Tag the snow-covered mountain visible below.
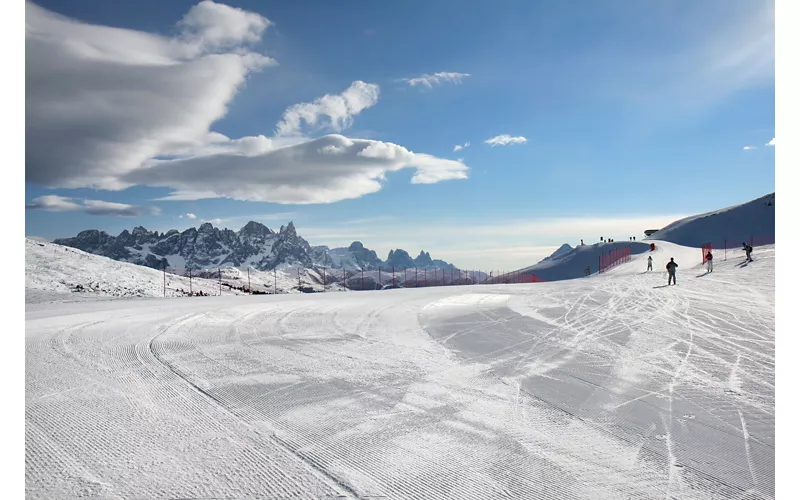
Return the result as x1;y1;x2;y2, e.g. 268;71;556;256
512;192;775;282
536;243;573;265
53;221;458;272
644;192;775;247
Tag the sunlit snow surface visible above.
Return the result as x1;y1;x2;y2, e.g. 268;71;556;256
26;241;774;499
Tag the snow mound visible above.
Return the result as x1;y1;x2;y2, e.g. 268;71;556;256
645;192;774;247
25;238;244;303
519;241;652;281
514;192;775;283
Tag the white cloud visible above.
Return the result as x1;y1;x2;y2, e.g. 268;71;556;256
453;141;470;152
178;0;272;52
179;213;198;219
485;135;528;147
26;195;160;216
129;134;469;203
25;1;275;190
402;72;470;89
743;145;758;150
275;81;380;137
25;3;469;205
766;138;775;147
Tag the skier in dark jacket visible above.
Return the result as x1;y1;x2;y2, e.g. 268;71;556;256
647;256;653;271
742;242;754;262
705;250;713;272
666;258;678;285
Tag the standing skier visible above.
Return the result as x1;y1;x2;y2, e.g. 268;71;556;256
647;256;653;271
742;242;754;262
705;250;713;273
666;258;678;285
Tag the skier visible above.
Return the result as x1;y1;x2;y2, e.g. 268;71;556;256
647;256;653;271
705;250;713;273
742;242;754;262
585;265;591;276
666;258;678;285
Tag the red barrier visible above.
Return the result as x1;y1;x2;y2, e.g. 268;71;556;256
599;246;632;273
698;234;773;263
702;243;712;264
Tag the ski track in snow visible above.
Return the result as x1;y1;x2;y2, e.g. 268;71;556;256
26;242;775;499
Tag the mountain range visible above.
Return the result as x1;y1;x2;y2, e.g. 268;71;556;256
53;221;458;272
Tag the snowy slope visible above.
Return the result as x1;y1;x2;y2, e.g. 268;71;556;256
508;193;775;283
26;240;775;499
25;238;348;303
645;192;775;247
516;240;652;281
25;238;243;303
537;242;573;264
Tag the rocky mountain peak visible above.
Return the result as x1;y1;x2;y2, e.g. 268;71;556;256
240;221;273;236
53;221;460;274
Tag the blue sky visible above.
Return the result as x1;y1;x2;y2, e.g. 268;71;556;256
24;0;775;269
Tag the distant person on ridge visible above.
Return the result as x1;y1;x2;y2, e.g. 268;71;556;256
647;256;653;271
666;258;678;285
585;265;591;276
705;250;713;273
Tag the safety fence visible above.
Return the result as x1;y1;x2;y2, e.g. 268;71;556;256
698;234;774;264
158;264;546;296
599;246;632;273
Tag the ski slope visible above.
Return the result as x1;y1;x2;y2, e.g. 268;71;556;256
26;240;774;499
645;193;775;247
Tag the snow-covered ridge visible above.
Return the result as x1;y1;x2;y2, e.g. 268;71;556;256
25;238;476;303
644;192;774;247
513;192;775;282
53;220;458;272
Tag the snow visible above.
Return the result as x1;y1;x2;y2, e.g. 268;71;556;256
516;240;652;281
25;238;242;302
645;192;775;247
509;192;774;283
26;235;774;498
25;238;357;301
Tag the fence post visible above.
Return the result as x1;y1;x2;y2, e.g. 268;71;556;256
274;268;277;294
163;263;166;297
247;267;251;294
392;265;395;287
424;269;427;287
415;268;418;287
724;239;727;261
378;268;382;288
218;267;221;296
323;267;326;292
189;268;193;295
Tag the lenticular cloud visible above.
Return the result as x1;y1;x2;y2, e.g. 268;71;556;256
25;1;275;190
25;1;469;204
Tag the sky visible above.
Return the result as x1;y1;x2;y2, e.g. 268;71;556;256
24;0;775;270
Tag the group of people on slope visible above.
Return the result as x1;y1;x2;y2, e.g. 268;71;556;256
643;243;755;286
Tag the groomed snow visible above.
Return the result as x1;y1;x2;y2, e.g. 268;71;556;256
26;239;774;499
